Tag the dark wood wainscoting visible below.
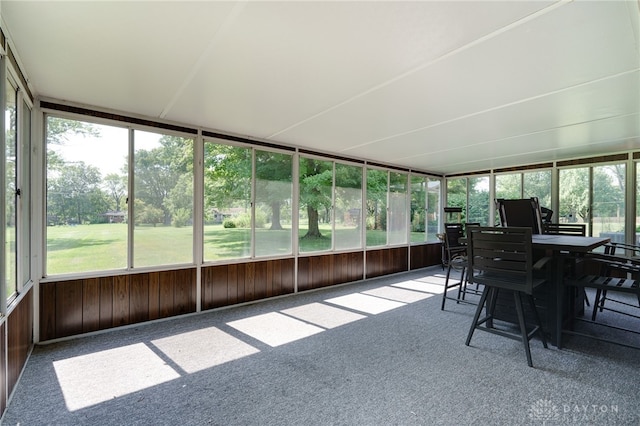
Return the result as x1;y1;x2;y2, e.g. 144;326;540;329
40;268;197;341
202;258;295;310
410;243;443;270
0;322;5;415
298;252;364;292
366;247;409;278
7;289;33;399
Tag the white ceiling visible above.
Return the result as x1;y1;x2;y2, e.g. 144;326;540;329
1;0;639;175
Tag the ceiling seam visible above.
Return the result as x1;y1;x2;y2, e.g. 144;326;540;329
159;1;247;119
266;0;571;140
389;111;640;164
342;68;640;154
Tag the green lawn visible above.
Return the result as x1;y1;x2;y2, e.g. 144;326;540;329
46;223;411;275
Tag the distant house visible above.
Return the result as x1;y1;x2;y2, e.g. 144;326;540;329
104;211;126;223
210;208;247;224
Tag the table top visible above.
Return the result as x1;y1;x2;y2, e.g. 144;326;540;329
531;234;610;252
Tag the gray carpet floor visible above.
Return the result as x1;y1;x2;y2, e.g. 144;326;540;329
2;266;639;425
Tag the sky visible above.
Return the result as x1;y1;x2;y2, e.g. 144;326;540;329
52;123;162;176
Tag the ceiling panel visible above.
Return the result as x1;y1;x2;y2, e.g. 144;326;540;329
345;70;640;164
274;1;639;153
1;0;638;175
165;1;553;136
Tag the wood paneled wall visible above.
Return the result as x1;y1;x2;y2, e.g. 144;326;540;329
40;268;197;341
366;247;409;278
0;321;5;416
298;252;364;292
410;243;443;270
202;258;295;310
38;245;442;341
7;289;33;399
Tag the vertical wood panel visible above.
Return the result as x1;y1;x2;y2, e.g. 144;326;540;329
265;261;274;297
158;271;174;318
7;290;32;400
282;259;294;293
244;263;255;301
39;283;56;342
56;280;83;338
174;270;191;315
82;278;100;333
130;274;149;324
0;323;5;415
254;262;267;299
112;275;130;327
212;265;228;308
272;260;281;295
148;272;160;320
201;266;214;310
298;257;310;291
99;277;114;329
228;264;238;304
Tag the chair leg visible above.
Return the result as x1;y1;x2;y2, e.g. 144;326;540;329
526;295;548;348
441;263;454;310
583;289;590;307
465;286;490;346
591;289;603;321
513;291;534;367
456;266;467;302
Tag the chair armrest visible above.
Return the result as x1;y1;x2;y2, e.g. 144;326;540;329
533;256;552;271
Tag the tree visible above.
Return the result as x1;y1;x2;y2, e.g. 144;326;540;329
134;135;193;225
104;173;127;212
48;162;103;224
366;169;388;231
203;143;251;222
299;157;332;238
46;117;100;145
255;150;292;230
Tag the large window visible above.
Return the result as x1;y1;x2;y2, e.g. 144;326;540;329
46;117;195;275
446;176;490;225
388;172;408;245
298;156;333;253
446;177;466;223
523;170;551;208
334;163;362;251
19;99;31;289
203;142;252;260
46;117;129;274
5;79;17;298
365;168;408;247
559;163;625;239
298;157;362;253
133;130;194;267
366;168;388;247
468;176;489;225
203;140;293;260
255;150;293;256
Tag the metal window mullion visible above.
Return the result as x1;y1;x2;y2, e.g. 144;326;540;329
0;55;7;315
331;162;336;251
194;131;204;312
127;128;134;269
251;148;256;258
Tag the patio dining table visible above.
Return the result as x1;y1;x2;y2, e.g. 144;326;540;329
530;234;610;346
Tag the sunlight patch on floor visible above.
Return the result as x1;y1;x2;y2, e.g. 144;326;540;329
392;280;445;294
151;326;260;374
282;302;367;329
53;343;180;411
363;285;433;303
228;312;325;347
325;293;406;314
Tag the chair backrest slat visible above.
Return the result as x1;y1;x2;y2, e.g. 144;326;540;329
468;226;534;294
